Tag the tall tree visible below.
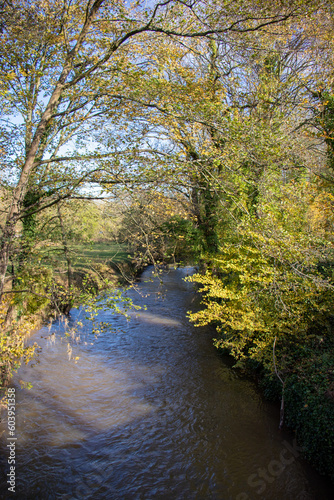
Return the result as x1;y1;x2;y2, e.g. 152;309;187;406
0;0;309;300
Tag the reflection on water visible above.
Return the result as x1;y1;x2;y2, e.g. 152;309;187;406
127;310;182;326
0;266;332;499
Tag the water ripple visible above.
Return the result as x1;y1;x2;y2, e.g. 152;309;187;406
0;267;332;499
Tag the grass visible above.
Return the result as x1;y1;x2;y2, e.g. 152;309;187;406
37;241;131;272
71;242;130;268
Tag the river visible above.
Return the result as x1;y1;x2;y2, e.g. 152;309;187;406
0;266;332;499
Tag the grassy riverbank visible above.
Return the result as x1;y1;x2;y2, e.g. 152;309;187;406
57;242;130;268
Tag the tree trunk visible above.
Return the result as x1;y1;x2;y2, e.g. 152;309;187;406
0;1;103;301
0;222;16;300
57;205;73;289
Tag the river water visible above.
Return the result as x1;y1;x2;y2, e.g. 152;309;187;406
0;266;332;499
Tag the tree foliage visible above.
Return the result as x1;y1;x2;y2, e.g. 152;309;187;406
1;0;334;479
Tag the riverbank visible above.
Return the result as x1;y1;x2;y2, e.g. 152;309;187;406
213;346;334;484
187;257;334;486
207;332;334;485
194;298;334;484
256;348;334;483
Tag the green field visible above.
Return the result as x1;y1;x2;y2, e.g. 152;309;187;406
71;242;130;268
39;242;131;272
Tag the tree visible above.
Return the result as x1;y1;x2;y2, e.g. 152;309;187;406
0;0;306;300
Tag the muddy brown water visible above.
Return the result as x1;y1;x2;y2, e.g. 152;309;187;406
0;266;333;499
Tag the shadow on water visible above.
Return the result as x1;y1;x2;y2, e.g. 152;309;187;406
0;267;333;499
